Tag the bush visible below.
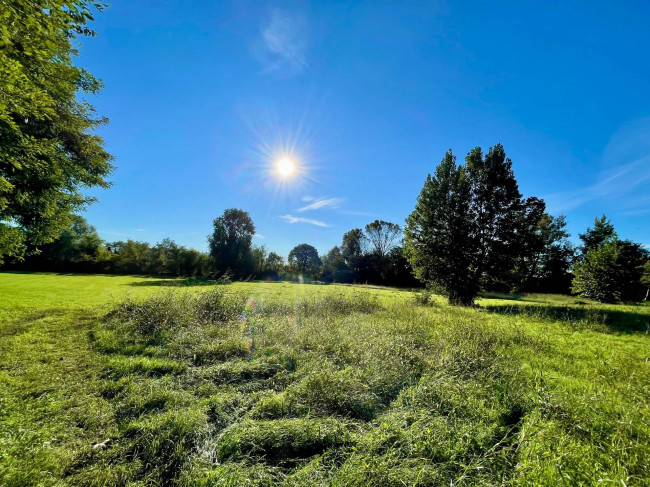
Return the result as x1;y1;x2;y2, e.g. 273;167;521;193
572;240;648;302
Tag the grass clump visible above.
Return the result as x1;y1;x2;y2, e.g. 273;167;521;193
217;417;357;463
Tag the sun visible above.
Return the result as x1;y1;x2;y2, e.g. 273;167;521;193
276;157;296;178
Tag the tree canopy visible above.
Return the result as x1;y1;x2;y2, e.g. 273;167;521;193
208;208;255;276
0;0;114;263
405;144;550;305
288;243;321;276
572;218;648;303
364;220;401;259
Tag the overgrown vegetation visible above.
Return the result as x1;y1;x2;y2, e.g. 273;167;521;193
1;273;648;485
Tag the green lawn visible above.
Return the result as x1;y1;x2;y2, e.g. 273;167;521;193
0;272;648;486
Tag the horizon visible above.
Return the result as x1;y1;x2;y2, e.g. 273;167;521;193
79;1;650;257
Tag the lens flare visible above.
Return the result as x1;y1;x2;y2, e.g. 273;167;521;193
276;157;296;177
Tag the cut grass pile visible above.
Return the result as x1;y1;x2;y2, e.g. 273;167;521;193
0;272;649;486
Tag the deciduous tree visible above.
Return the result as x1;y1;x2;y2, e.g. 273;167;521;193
208;209;255;276
364;220;401;259
288;243;321;276
0;0;113;263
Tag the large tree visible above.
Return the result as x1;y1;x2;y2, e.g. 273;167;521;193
364;220;401;259
208;209;255;276
405;145;535;305
464;144;527;290
404;150;474;304
0;1;114;263
288;243;322;276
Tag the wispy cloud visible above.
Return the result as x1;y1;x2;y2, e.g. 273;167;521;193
301;195;315;202
254;233;266;239
298;197;344;212
545;118;650;214
258;9;308;75
280;214;329;227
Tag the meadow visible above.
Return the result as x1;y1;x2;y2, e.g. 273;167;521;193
0;272;648;486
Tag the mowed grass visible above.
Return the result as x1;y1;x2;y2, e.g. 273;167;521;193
0;272;649;486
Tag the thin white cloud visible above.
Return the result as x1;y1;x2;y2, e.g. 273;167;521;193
254;233;266;239
545;118;650;214
258;9;308;75
280;214;329;227
298;197;344;212
301;195;315;202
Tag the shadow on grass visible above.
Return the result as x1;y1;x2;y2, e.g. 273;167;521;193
127;278;225;287
484;304;650;334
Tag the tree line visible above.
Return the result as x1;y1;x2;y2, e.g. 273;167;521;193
3;211;418;286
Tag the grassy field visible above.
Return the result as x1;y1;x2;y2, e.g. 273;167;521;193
0;272;649;486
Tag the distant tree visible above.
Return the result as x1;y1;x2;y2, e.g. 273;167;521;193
572;238;648;302
321;246;346;274
0;1;114;263
208;209;255;276
31;215;108;271
513;212;575;292
251;245;268;275
175;248;211;277
265;252;285;273
405;145;533;305
384;246;420;287
288;243;322;277
110;240;153;275
151;238;181;275
579;215;616;254
364;220;401;259
341;229;365;272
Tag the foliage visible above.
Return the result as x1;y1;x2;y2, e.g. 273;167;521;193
288;243;321;276
405;145;559;305
341;228;365;270
265;251;285;273
642;261;650;301
572;238;649;303
572;217;648;303
0;0;113;263
513;213;575;293
208;208;255;276
364;220;401;259
404;149;475;305
320;245;345;278
579;215;616;254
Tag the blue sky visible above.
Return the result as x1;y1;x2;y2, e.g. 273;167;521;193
80;1;650;257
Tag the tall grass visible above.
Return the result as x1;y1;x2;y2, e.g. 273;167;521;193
1;278;648;486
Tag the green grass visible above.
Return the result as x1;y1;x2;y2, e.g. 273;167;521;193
1;272;649;486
